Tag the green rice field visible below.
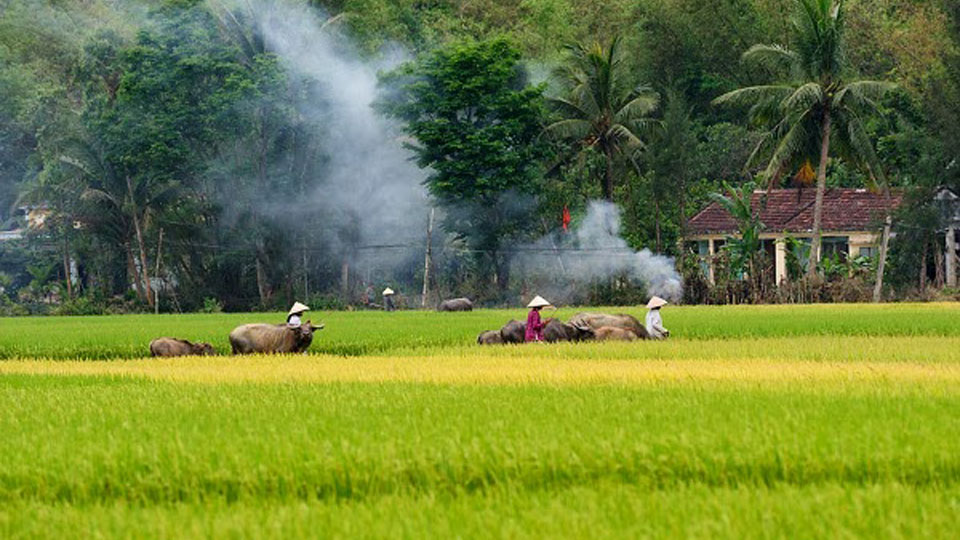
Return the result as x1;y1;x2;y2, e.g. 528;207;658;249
1;304;958;538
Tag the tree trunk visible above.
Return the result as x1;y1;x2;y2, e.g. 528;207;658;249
126;240;144;301
127;176;153;308
872;212;892;303
603;146;615;201
808;107;832;278
421;208;434;308
341;260;350;301
255;254;271;307
919;240;928;293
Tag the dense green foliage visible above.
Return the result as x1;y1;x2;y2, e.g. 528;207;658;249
380;39;547;291
2;0;960;310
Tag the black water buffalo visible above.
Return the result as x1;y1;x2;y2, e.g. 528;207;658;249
438;297;473;312
149;337;216;357
543;319;595;342
500;319;527;344
229;321;323;354
477;330;504;345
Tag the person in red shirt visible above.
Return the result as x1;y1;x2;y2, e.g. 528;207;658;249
525;295;551;342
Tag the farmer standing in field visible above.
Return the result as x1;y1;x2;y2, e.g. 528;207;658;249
287;302;309;327
645;296;669;339
525;296;551;342
382;288;396;311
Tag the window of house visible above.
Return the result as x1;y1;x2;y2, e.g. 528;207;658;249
858;246;877;258
821;237;849;261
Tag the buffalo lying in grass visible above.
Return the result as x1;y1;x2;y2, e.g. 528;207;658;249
149;338;216;357
229;322;323;354
594;327;638;341
568;312;648;339
478;318;594;344
476;330;504;345
544;319;595;343
438;298;473;312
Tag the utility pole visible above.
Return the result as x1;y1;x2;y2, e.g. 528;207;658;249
421;208;434;308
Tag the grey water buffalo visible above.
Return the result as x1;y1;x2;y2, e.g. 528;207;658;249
543;319;595;343
500;319;527;344
594;326;638;341
568;312;648;339
477;330;504;345
438;297;474;312
229;321;323;354
149;337;216;357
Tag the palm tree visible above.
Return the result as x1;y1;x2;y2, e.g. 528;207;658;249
713;0;895;278
546;37;659;201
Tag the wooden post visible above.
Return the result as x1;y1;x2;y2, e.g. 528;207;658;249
947;226;956;288
421;208;434;308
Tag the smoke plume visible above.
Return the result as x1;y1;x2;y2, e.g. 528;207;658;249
515;201;683;303
252;0;430;271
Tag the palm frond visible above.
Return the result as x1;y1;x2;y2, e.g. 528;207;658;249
712;85;795;108
606;123;645;151
742;44;799;72
544;119;593;143
762;111;813;181
782;82;824;111
614;92;659;123
833;80;897;111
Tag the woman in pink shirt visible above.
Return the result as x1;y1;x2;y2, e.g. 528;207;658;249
524;296;551;342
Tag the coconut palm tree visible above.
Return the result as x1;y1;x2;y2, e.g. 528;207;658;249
546;36;659;201
712;0;895;278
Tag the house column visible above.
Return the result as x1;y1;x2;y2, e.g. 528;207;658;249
708;239;716;284
947;226;957;288
775;238;787;285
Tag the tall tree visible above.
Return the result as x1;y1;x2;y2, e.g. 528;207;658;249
546;37;659;201
712;0;895;278
380;38;548;294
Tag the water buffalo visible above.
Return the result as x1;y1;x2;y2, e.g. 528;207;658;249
438;297;473;312
500;319;527;344
543;319;595;343
568;312;648;339
594;326;638;341
149;337;216;357
229;321;323;354
477;329;504;345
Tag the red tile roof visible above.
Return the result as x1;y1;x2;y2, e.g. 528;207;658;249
687;188;901;236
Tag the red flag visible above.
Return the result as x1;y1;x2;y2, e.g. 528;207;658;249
562;205;571;232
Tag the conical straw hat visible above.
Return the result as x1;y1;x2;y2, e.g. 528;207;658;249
382;288;395;296
527;295;551;308
288;302;310;316
646;296;668;309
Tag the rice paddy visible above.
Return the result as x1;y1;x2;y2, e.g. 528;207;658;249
1;304;958;538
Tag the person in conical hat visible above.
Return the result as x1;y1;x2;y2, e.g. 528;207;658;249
524;295;551;342
644;296;669;339
382;287;396;312
287;302;310;327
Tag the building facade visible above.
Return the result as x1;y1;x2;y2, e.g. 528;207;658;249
687;188;901;284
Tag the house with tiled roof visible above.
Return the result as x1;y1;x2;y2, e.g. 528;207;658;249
687;188;901;284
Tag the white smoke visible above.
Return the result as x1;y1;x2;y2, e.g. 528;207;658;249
252;0;430;268
516;201;683;303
